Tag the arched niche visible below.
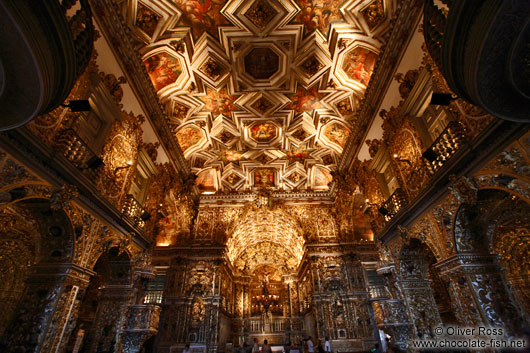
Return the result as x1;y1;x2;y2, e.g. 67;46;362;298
0;198;77;352
408;239;457;325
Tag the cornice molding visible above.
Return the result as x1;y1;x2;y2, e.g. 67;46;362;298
338;0;423;173
198;189;335;205
89;0;191;178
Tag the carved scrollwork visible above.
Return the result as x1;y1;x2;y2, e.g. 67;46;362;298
50;185;79;210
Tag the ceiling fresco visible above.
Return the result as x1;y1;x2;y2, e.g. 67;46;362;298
126;0;396;193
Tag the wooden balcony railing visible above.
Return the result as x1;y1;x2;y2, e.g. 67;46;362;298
143;290;163;304
122;194;148;228
368;285;389;300
54;129;102;178
422;121;467;174
380;188;408;222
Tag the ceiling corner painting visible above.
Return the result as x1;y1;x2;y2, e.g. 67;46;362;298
144;52;182;92
196;168;218;193
128;0;396;192
176;125;205;157
342;47;378;86
313;165;333;190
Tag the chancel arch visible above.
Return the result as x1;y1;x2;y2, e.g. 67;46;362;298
226;206;304;275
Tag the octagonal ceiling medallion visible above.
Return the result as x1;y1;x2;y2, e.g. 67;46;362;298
250;122;278;142
244;47;280;80
237;43;287;89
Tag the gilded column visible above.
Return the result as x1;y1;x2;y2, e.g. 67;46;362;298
395;246;442;340
436;254;527;337
2;263;94;353
375;263;412;350
87;285;134;352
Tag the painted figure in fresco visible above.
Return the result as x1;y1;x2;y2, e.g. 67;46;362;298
286;148;311;163
144;53;181;91
201;88;237;116
289;86;323;113
255;169;274;187
325;123;349;147
175;0;227;37
342;48;377;86
297;0;341;35
251;123;276;142
221;149;243;163
176;126;202;152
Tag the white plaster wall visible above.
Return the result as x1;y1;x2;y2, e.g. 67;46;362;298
93;22;169;164
357;22;425;161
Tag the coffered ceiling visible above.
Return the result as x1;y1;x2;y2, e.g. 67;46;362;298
122;0;396;193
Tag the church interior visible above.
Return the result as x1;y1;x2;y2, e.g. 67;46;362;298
0;0;529;352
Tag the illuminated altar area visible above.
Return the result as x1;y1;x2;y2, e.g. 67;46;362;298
152;195;379;352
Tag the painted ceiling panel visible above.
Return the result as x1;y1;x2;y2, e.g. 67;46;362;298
126;0;396;193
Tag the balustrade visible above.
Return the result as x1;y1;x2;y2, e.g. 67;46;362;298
144;290;163;304
380;188;408;222
54;129;101;177
368;285;389;300
247;317;287;333
122;194;149;228
422;121;467;174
